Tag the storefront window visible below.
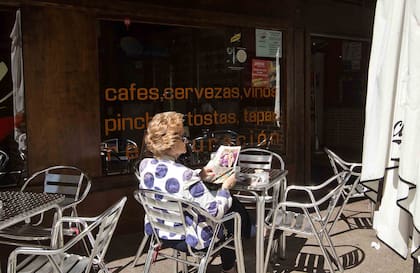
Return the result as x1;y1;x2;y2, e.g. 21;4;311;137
98;20;286;175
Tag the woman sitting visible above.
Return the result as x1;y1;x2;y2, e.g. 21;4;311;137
138;111;249;273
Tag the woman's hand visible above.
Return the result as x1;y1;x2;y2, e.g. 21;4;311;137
200;166;215;182
222;174;236;190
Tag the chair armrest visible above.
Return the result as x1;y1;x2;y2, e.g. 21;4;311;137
20;169;44;191
59;178;92;211
53;216;92;229
7;246;63;273
350;164;362;174
282;171;349;208
214;211;238;224
283;185;318;206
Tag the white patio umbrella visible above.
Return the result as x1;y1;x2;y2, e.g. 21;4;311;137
10;9;26;152
361;0;419;260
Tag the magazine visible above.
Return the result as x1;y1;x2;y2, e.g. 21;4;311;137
206;145;241;184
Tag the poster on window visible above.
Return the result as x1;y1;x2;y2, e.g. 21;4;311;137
251;59;276;88
255;29;282;58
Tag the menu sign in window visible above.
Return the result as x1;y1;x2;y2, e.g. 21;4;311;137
255;29;282;58
251;59;275;88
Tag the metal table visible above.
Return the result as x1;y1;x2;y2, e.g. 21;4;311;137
234;169;288;273
0;191;64;231
0;191;65;273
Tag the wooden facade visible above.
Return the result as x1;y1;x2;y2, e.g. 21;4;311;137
0;0;375;186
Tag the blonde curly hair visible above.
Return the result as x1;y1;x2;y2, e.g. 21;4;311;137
144;111;184;157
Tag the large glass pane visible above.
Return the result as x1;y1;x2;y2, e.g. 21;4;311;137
98;20;286;175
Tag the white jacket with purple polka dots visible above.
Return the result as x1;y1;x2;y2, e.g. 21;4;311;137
139;157;233;250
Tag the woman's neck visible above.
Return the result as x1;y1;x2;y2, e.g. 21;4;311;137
156;154;177;161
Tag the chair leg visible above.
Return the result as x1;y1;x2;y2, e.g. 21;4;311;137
235;237;246;273
97;261;110;273
143;243;154;273
174;250;179;273
369;201;375;222
180;252;188;273
313;232;336;273
232;213;245;273
197;257;209;273
263;226;278;273
132;234;150;267
322;230;344;272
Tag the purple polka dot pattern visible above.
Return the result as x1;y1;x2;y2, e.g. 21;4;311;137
143;173;154;188
145;223;153;235
185;215;193;226
219;189;230;198
165;178;180;193
208;201;218;215
186;235;198;247
201;226;213;242
197;215;206;223
138;157;232;250
140;160;148;172
155;164;168;178
203;240;210;248
183;169;193;181
189;183;204;197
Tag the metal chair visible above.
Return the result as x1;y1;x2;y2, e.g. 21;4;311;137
324;147;373;231
134;189;245;273
0;149;8;171
263;171;350;273
235;147;285;209
0;149;24;187
234;147;286;258
131;163;150;268
7;197;127;273
211;129;238;149
101;138;139;174
0;165;91;245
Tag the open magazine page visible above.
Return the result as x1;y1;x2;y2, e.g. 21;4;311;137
206;145;241;184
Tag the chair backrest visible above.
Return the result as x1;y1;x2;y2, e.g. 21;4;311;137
282;171;349;226
51;197;127;273
87;197;127;267
0;149;9;172
211;130;238;149
324;147;361;198
101;138;119;153
135;189;223;255
21;165;92;210
238;147;285;171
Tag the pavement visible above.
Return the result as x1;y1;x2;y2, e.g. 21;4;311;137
104;198;415;273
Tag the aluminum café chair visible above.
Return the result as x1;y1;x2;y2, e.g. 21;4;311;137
132;163;151;267
324;147;373;232
235;147;285;208
7;197;127;273
135;189;245;273
234;147;286;256
0;165;91;246
264;171;350;273
0;149;24;186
